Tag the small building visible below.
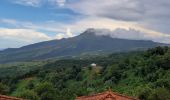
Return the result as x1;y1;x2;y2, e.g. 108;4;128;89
76;90;139;100
91;63;97;67
0;95;23;100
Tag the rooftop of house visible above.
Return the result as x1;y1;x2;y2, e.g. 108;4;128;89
0;95;23;100
76;90;139;100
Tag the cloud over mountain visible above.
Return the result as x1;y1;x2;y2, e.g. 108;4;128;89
1;0;170;48
93;28;170;43
68;0;170;34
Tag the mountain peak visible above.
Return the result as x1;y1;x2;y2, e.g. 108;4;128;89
84;28;96;33
79;28;111;38
0;28;167;63
78;28;97;37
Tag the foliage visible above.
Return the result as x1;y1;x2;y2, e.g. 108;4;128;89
148;88;170;100
16;90;40;100
0;46;170;100
0;83;9;95
35;82;56;100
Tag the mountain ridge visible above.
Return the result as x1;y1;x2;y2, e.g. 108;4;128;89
0;29;169;63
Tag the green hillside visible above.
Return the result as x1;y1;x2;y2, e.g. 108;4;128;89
0;46;170;100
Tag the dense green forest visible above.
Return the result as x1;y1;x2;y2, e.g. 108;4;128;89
0;46;170;100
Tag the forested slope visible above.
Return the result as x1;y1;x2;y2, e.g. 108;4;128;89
0;46;170;100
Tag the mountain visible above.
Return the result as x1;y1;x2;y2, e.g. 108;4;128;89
0;49;5;51
0;28;168;63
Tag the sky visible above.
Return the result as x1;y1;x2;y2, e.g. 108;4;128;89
0;0;170;48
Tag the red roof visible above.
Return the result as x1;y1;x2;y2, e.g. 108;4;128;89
76;90;139;100
0;95;23;100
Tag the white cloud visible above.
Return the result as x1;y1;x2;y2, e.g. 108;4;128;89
13;0;67;7
55;33;65;39
13;0;42;7
67;0;144;20
67;0;170;34
0;28;50;43
66;28;74;37
2;0;170;48
87;28;170;43
0;24;78;48
108;28;170;43
49;0;66;6
55;28;74;39
11;0;170;34
0;19;17;25
1;17;170;44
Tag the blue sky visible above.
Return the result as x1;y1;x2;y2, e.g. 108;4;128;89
0;0;80;25
1;0;170;48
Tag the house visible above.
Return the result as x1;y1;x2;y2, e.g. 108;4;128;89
91;63;97;67
76;90;139;100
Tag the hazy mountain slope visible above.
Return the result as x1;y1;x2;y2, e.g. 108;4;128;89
0;29;167;63
0;48;5;51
